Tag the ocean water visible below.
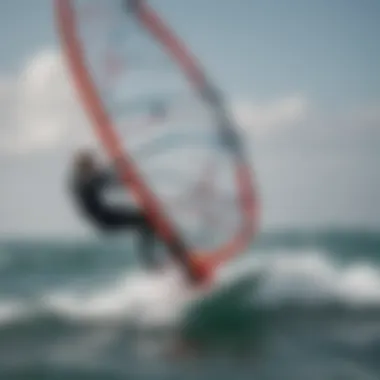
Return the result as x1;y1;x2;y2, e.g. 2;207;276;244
0;230;380;380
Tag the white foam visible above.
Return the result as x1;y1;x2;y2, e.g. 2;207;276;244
42;265;197;327
1;248;380;328
253;249;380;307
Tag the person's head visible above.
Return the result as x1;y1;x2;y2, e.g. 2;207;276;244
73;149;98;176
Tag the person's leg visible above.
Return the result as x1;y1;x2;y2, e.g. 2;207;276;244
103;208;159;268
136;220;159;269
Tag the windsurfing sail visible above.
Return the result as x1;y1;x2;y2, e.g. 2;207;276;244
55;0;259;282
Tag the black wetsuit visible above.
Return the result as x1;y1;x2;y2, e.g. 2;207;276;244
70;169;157;268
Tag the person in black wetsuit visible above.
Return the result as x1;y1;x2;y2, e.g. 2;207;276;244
69;150;158;269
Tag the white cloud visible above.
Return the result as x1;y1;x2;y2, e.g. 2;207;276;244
0;50;95;156
231;95;309;136
0;48;312;157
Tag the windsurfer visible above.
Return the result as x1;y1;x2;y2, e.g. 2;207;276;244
69;149;159;269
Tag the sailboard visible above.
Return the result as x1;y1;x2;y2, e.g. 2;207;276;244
55;0;259;285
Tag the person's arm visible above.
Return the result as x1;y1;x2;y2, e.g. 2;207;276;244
97;165;132;188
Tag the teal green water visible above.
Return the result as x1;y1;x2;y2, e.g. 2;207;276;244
0;229;380;379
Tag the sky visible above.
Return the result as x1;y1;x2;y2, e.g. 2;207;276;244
0;0;379;237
